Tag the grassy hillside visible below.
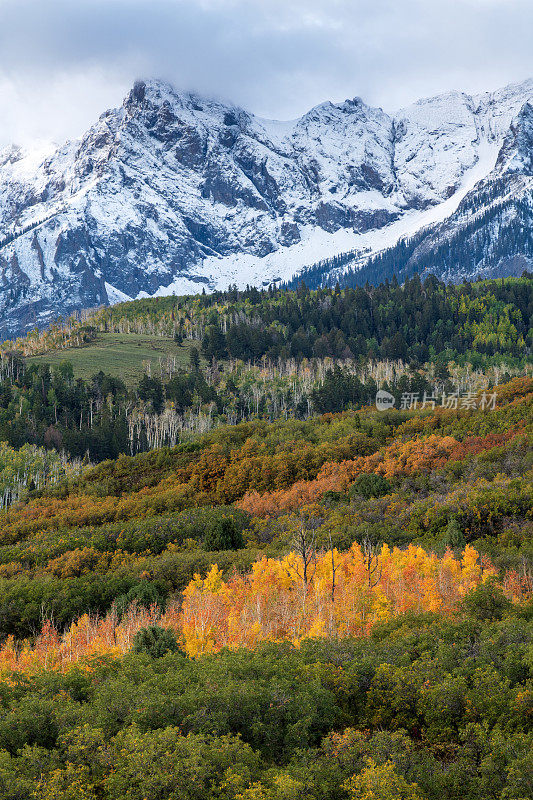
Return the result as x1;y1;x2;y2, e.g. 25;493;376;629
27;332;197;386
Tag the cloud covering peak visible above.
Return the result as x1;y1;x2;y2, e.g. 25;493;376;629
0;0;531;146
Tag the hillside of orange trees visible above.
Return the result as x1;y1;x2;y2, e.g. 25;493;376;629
0;374;529;645
0;356;531;797
0;542;517;673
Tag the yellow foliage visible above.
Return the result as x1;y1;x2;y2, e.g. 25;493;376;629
0;543;504;673
180;545;497;655
343;758;426;800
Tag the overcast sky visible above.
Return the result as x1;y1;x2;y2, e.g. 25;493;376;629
0;0;531;147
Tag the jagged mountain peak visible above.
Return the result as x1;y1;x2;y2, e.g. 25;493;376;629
124;78;245;122
476;77;533;105
0;76;532;338
496;100;533;176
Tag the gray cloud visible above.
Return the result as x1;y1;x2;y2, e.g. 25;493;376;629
0;0;531;146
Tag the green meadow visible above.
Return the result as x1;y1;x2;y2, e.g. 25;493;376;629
27;332;197;386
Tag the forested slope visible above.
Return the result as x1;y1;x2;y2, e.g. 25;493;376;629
0;378;530;799
0;279;531;800
0;276;529;464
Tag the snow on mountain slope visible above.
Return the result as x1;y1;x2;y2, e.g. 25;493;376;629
392;80;533;208
320;95;533;289
0;77;532;338
495;100;533;176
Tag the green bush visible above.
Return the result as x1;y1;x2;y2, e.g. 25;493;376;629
115;581;167;616
349;473;391;499
132;625;184;658
461;579;513;621
203;516;244;551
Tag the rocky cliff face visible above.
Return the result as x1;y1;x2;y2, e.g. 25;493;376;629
347;97;533;287
0;78;532;337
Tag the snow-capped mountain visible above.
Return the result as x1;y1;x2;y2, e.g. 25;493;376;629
0;77;532;338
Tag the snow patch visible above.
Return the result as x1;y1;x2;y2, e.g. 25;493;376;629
105;282;132;304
